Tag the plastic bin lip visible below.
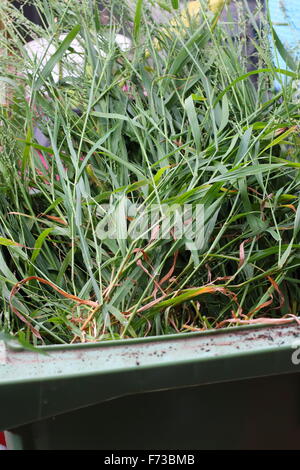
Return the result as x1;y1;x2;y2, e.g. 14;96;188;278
1;321;300;384
1;321;300;432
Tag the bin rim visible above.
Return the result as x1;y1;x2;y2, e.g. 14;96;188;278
1;321;300;431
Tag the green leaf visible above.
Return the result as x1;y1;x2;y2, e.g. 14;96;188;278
235;127;252;165
42;198;64;216
154;166;170;184
0;237;21;247
214;68;299;106
31;228;54;264
168;25;208;77
271;157;300;168
0;332;46;353
261;127;297;154
34;25;81;90
134;0;143;41
22;126;33;174
191;94;206;101
294;201;300;238
218;95;229;132
271;25;297;72
211;164;283;183
56;248;75;285
91;112;145;129
184;95;201;154
156;1;172;13
279;239;294;268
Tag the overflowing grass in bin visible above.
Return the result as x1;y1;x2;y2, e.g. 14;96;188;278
0;0;300;345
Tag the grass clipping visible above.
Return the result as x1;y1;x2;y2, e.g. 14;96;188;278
0;0;300;345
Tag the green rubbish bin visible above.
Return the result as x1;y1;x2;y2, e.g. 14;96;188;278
1;322;300;450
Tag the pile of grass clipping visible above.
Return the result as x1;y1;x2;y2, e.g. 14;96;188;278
0;0;300;346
